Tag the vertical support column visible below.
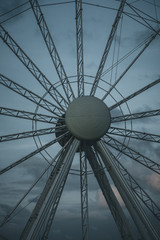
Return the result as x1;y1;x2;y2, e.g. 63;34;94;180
75;0;84;96
86;147;135;240
80;145;89;240
96;140;159;240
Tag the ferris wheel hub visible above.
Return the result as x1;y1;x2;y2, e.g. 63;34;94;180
65;96;111;141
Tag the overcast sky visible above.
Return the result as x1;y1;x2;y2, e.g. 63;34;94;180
0;0;160;239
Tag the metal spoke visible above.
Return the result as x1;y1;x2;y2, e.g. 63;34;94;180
86;147;135;240
111;108;160;123
104;135;160;174
0;126;65;142
102;29;160;101
100;145;160;222
110;77;160;110
90;0;126;96
0;131;69;175
0;137;73;228
75;0;84;96
20;138;80;240
108;126;160;143
0;24;68;110
0;106;59;123
29;0;75;103
0;74;62;116
80;145;89;240
96;140;160;240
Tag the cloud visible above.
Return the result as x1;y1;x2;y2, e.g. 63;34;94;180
96;185;125;209
145;173;160;192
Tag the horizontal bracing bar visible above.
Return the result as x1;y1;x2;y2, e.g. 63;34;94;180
108;127;160;143
0;74;61;116
104;135;160;174
110;77;160;110
0;126;65;142
0;106;59;123
111;108;160;123
0;131;69;175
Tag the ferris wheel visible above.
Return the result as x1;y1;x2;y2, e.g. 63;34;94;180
0;0;160;239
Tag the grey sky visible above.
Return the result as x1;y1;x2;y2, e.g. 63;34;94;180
0;0;160;239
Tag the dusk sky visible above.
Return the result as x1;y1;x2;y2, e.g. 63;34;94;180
0;0;160;239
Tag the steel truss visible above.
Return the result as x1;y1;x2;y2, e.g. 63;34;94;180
86;147;135;240
111;108;160;123
104;135;160;174
29;0;75;103
0;132;69;175
80;145;89;240
0;24;67;111
0;106;59;123
0;74;62;116
96;140;159;240
75;0;84;96
90;0;126;96
20;138;80;240
110;77;160;110
108;126;160;143
0;1;160;240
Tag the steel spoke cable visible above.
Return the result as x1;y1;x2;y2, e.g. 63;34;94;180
110;77;160;111
0;131;69;175
111;108;160;123
0;25;68;112
125;2;160;35
0;125;66;142
101;139;160;222
0;106;61;123
90;0;126;96
29;0;75;103
104;134;160;175
101;32;156;78
0;74;62;117
0;137;73;228
108;126;160;143
102;29;160;101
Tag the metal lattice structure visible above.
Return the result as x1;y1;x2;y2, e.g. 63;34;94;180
0;1;160;240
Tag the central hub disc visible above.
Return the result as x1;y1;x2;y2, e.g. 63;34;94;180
65;96;111;141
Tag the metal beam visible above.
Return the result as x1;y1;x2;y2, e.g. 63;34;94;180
111;108;160;123
0;74;62;116
29;0;75;103
75;0;84;96
90;0;126;96
0;138;72;228
0;126;65;142
0;131;69;175
102;29;160;101
86;147;135;240
20;138;80;240
0;106;59;123
80;145;89;240
96;140;160;240
104;135;160;174
0;24;68;110
110;78;160;111
108;126;160;143
104;150;160;222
